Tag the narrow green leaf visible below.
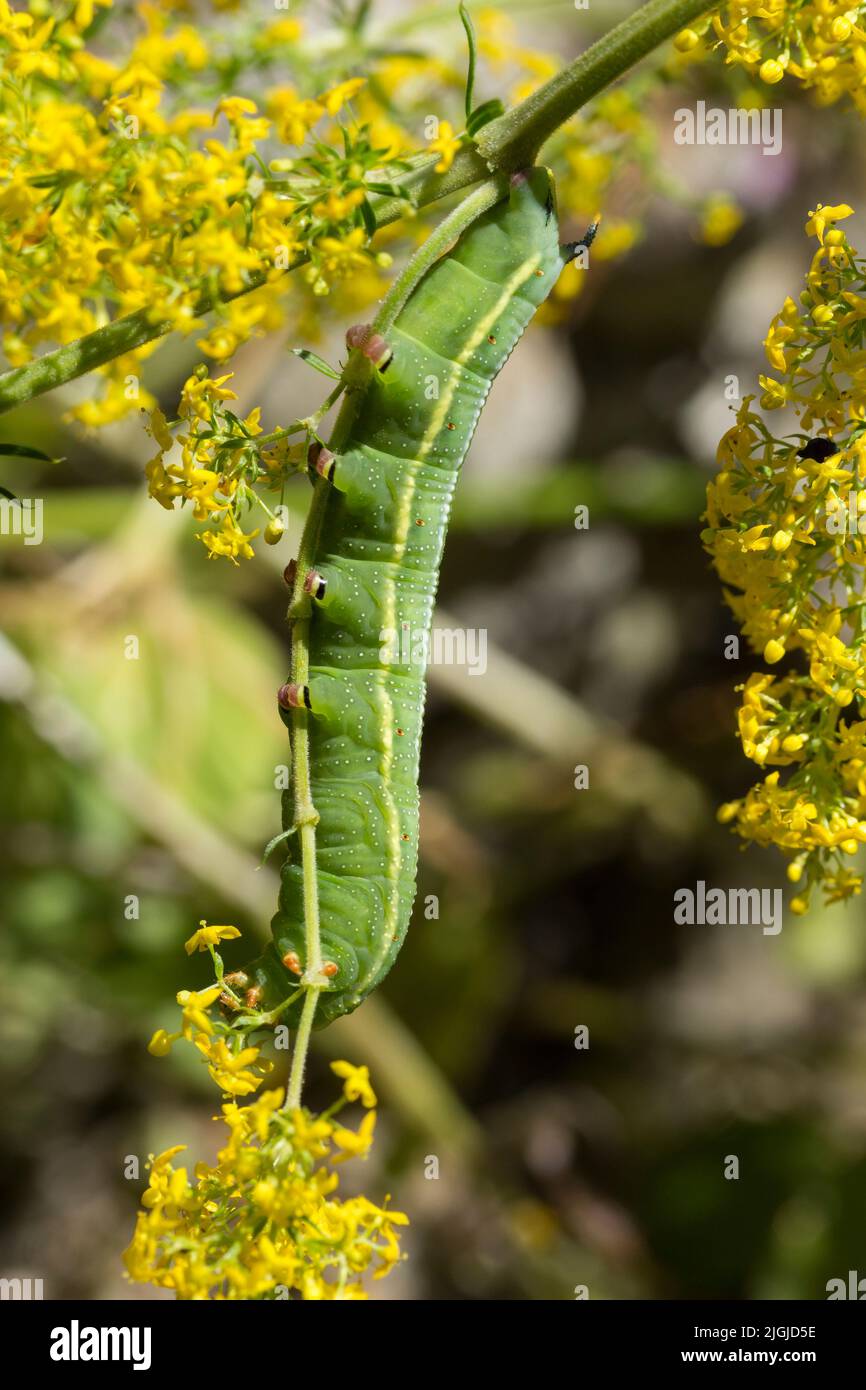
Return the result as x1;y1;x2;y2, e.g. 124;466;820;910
359;195;377;238
459;3;477;122
0;442;56;462
467;99;505;138
289;348;341;381
260;826;297;866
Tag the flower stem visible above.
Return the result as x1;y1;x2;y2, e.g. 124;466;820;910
0;0;710;416
286;983;321;1110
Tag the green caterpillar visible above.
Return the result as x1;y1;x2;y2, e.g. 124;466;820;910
243;167;593;1028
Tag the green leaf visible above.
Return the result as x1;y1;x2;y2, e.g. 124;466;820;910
364;179;408;199
260;826;297;866
459;3;477;122
359;195;377;238
467;99;505;137
0;442;57;462
289;348;341;381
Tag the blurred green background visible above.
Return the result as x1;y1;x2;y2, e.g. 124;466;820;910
3;2;866;1302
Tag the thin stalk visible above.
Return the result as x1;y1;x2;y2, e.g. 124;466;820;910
285;983;321;1110
474;0;713;170
279;351;371;1111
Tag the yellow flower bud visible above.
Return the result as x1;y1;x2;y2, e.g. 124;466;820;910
831;17;852;42
781;734;806;753
772;529;793;551
841;839;858;854
252;1180;277;1211
759;58;785;84
674;28;700;52
824;228;844;247
835;687;854;706
789;896;809;915
764;639;786;664
812;304;835;325
264;519;285;545
147;1029;174;1058
787;861;803;884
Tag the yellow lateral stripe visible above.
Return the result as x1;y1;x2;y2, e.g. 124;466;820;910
365;251;543;982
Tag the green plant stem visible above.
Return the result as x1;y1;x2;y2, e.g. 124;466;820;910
285;982;321;1110
474;0;713;171
280;329;379;1107
0;0;711;416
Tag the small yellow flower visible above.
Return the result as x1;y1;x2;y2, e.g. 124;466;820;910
184;920;242;954
319;78;365;117
176;985;222;1038
214;96;259;122
428;119;461;173
204;1038;266;1096
332;1110;377;1162
198;514;259;564
805;204;854;245
331;1059;377;1108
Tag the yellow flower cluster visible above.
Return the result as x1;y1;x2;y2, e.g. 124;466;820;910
144;367;306;562
704;203;866;911
124;1075;407;1299
685;2;866;109
0;2;398;423
131;925;406;1298
2;1;728;441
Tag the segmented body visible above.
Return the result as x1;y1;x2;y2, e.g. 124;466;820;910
249;168;568;1026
